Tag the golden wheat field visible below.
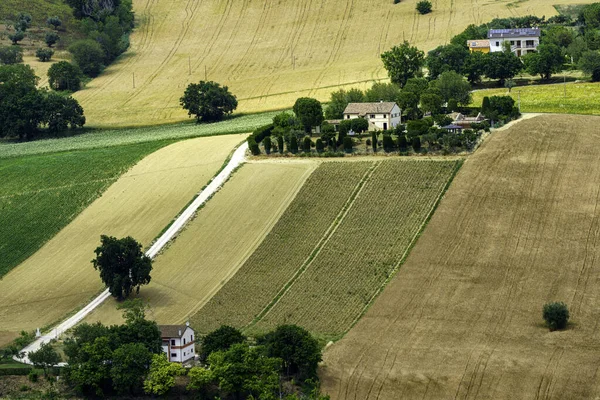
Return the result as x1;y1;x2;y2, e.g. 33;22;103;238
321;115;600;400
73;0;588;127
0;134;245;347
84;160;317;326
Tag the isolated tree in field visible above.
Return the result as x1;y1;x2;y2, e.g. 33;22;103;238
47;16;62;30
0;46;23;64
16;13;32;31
45;32;60;48
69;39;105;76
48;61;83;91
381;41;425;87
36;48;54;62
293;97;324;133
29;342;61;376
579;51;600;81
200;325;246;362
8;30;25;45
543;302;569;331
180;80;238;123
416;1;432;14
91;235;153;300
523;44;565;80
484;51;523;86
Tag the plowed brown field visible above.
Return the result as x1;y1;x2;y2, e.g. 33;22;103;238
321;115;600;400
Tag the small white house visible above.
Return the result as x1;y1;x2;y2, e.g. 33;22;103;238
343;102;401;131
159;323;195;363
488;28;540;56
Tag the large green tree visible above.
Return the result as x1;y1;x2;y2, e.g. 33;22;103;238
579;50;600;81
462;51;488;84
293;97;324;133
426;44;469;79
48;61;83;91
433;70;472;105
364;82;401;102
111;343;153;395
200;325;246;361
180;80;238;123
91;235;153;299
484;50;523;85
69;39;105;77
381;41;425;87
325;88;364;119
29;342;61;376
43;92;86;134
523;44;565;80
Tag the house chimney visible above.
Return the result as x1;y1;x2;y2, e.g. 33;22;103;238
186;321;190;327
178;329;182;336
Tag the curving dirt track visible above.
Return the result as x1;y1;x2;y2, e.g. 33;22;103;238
321;115;600;400
73;0;589;127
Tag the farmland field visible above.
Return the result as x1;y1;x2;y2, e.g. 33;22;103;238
0;111;277;159
71;0;589;127
321;115;600;399
473;82;600;115
192;159;460;339
0;134;245;347
85;160;317;326
0;140;170;279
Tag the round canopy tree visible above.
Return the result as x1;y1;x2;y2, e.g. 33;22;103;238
180;80;238;123
92;235;153;300
292;97;324;133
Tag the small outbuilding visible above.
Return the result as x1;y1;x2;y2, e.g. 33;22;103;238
442;124;464;134
159;323;196;363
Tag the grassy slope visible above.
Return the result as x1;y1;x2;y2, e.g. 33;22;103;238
473;82;600;115
0;140;171;278
85;161;317;327
0;134;245;346
321;115;600;399
192;159;459;339
71;0;589;127
0;111;276;159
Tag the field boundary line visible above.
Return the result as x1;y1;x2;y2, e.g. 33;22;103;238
342;159;464;337
15;142;249;365
247;161;381;328
177;162;319;324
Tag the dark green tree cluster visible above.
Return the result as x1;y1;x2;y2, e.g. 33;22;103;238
0;64;85;140
64;300;162;397
36;48;54;62
416;1;432;14
65;0;134;77
293;97;324;132
91;235;153;300
180;80;238;123
48;61;83;91
183;324;324;399
543;302;570;331
325;88;365;119
8;13;31;45
0;46;23;65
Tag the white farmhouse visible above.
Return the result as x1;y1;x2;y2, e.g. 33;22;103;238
343;102;401;131
488;28;540;56
159;323;195;363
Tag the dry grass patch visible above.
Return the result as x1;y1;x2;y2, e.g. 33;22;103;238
321;115;600;400
85;161;317;326
70;0;589;127
0;134;245;347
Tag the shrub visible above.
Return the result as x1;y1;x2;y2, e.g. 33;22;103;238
315;138;324;152
263;136;272;154
0;46;23;64
543;302;569;331
371;131;377;152
248;137;260;155
9;30;25;45
416;1;432;14
277;136;284;154
45;32;60;48
200;326;246;362
302;136;312;152
289;136;299;154
382;134;394;152
36;48;54;62
397;134;408;150
28;371;38;382
343;136;353;152
48;61;82;91
69;39;105;76
412;136;422;152
47;16;62;30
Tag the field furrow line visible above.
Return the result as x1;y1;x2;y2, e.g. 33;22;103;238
249;161;380;326
191;0;232;75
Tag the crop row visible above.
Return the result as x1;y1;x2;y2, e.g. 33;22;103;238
254;160;460;336
191;161;374;333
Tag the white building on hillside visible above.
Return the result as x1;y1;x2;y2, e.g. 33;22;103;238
343;102;401;131
488;28;540;56
159;323;195;363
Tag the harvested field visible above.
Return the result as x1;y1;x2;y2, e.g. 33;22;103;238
192;161;373;333
321;115;600;400
0;141;169;278
255;159;460;337
72;0;588;127
0;134;245;347
85;160;317;326
473;82;600;116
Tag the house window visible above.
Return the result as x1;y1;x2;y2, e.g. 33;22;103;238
191;348;194;353
183;338;186;345
496;41;499;46
510;40;514;45
171;353;177;358
346;115;350;119
370;114;375;119
171;339;175;346
383;114;387;118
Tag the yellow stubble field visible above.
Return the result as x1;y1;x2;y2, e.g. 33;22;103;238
73;0;589;127
84;160;318;326
0;134;245;347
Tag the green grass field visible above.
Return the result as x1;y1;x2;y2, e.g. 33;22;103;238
473;82;600;115
0;141;170;278
192;159;460;338
0;111;276;159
